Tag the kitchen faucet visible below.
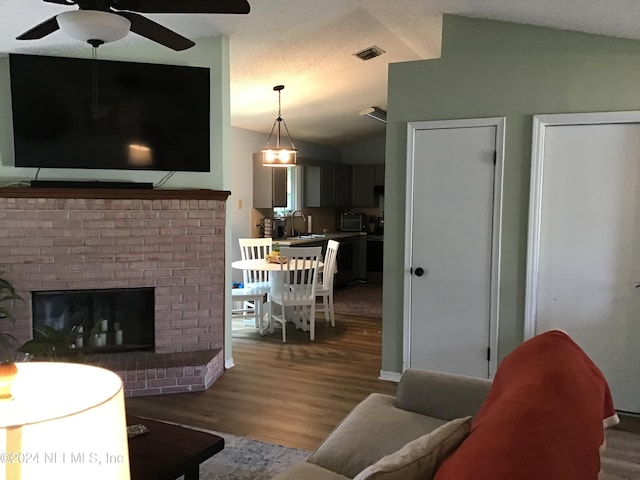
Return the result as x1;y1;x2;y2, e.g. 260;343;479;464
290;210;306;236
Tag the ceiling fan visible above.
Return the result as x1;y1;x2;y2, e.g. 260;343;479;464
16;0;251;51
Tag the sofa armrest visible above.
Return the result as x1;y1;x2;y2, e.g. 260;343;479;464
395;369;492;420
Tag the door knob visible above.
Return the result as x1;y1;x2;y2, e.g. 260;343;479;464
414;267;425;277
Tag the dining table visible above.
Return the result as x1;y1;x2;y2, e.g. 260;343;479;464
231;257;324;333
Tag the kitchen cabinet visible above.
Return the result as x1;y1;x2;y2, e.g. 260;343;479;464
350;164;384;207
374;164;385;186
366;235;383;284
334;163;351;206
304;161;350;207
253;153;287;208
335;235;366;287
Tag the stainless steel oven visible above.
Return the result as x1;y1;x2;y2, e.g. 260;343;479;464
366;234;383;284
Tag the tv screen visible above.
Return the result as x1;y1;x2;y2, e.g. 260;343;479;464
9;54;211;172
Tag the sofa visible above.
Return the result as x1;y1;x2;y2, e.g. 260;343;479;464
272;330;620;480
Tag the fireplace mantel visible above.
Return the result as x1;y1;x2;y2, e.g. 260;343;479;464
0;187;231;201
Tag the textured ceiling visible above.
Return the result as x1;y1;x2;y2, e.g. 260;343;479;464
2;0;640;146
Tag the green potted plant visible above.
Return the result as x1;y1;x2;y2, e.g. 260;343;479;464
0;271;23;361
19;323;89;361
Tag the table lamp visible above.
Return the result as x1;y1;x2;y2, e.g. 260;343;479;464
0;362;130;479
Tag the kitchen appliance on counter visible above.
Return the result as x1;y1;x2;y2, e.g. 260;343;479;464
341;213;365;232
272;218;287;239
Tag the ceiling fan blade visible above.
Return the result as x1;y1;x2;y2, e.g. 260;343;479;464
112;0;250;14
117;11;195;51
43;0;77;5
16;15;60;40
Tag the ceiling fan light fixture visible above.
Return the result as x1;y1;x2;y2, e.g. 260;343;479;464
57;10;131;44
262;85;297;167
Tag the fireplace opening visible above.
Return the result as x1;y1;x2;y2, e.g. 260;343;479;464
31;287;154;354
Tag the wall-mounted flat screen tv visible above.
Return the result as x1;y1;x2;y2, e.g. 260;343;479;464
9;54;211;172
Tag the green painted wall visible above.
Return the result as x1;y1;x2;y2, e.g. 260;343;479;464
383;15;640;373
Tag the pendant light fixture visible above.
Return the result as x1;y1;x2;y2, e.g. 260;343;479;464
262;85;297;167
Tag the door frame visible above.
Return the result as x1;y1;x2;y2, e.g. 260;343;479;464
524;111;640;339
403;117;505;378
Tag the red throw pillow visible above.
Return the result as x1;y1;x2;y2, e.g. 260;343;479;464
434;330;619;480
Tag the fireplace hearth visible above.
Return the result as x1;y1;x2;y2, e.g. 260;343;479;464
32;287;154;354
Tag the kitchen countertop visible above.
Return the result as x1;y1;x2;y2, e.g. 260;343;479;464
274;232;366;246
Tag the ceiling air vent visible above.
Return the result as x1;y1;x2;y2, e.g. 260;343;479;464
353;45;385;61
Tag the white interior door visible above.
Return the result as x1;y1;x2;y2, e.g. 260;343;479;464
404;118;504;378
526;112;640;414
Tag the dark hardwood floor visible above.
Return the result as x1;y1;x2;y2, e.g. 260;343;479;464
125;314;396;451
125;308;640;455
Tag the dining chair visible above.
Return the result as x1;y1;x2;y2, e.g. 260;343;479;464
231;285;269;332
234;238;273;329
269;246;322;343
239;237;272;289
315;239;339;327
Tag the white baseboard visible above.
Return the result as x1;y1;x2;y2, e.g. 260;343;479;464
225;358;235;369
379;370;402;383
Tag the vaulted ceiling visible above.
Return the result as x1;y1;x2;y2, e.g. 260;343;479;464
3;1;640;146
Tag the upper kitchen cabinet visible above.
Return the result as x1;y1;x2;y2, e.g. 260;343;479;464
304;161;351;208
350;164;384;207
253;153;288;208
374;164;385;186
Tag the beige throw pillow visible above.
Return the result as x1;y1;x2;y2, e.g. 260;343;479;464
353;416;472;480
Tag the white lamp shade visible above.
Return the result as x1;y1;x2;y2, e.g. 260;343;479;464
57;10;131;44
0;362;130;479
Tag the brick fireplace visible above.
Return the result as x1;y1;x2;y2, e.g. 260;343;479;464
0;187;230;396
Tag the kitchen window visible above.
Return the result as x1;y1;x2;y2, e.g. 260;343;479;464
273;166;301;216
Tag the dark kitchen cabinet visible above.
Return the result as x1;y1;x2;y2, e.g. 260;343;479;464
366;235;384;284
350;165;375;207
350;164;384;207
374;164;385;186
335;235;366;287
304;161;350;207
253;153;287;208
334;163;351;206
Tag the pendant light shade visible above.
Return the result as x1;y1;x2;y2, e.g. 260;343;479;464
262;85;297;167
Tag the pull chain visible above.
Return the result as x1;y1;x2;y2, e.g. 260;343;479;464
91;44;98;118
88;39;104;119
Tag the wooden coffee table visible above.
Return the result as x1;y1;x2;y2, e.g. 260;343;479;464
127;415;225;480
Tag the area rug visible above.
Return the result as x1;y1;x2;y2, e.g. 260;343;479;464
333;283;382;318
178;427;310;480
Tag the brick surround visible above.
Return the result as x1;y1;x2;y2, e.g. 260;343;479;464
0;188;230;396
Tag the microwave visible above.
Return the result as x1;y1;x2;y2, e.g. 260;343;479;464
341;213;365;232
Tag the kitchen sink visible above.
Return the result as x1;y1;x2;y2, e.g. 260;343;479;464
289;234;327;239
